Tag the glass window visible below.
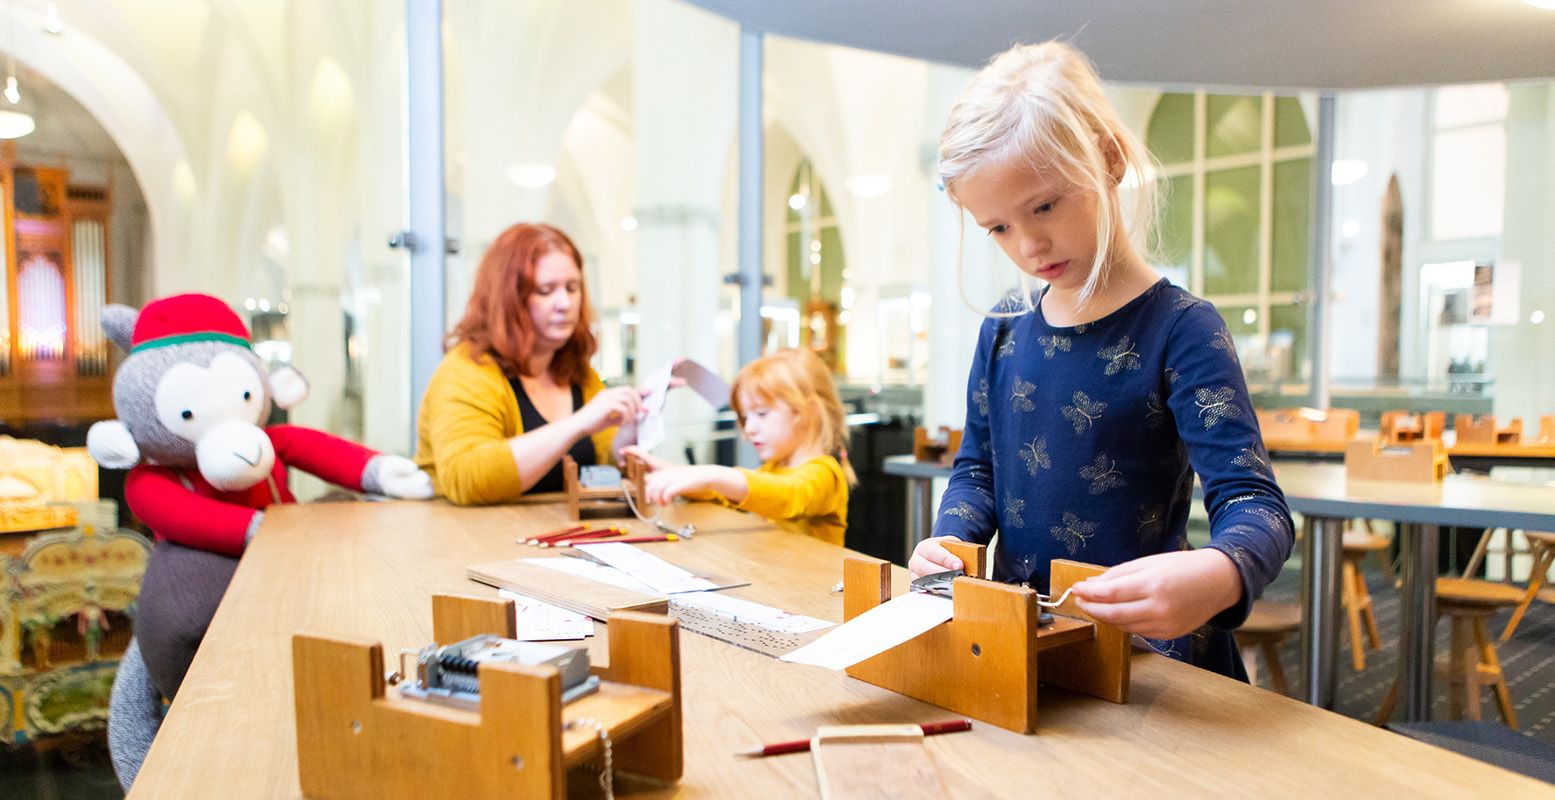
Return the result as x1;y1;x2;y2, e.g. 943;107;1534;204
1271;159;1312;294
1147;93;1194;165
1203;166;1260;295
1272;97;1311;148
1206;94;1262;159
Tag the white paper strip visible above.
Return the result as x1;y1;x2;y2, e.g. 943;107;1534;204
779;593;953;671
670;591;833;634
573;542;718;594
496;589;595;641
524;556;658;594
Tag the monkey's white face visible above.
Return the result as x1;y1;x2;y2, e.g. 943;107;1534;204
153;351;274;490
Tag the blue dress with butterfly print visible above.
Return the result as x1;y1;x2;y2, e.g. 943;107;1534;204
933;277;1293;678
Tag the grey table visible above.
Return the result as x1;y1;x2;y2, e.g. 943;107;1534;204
882;454;952;558
1270;462;1555;720
884;454;1555;722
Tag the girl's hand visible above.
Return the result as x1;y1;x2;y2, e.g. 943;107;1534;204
1070;549;1244;640
618;445;674;472
909;536;968;578
643;465;721;505
579;386;644;435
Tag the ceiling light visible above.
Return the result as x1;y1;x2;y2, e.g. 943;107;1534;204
0;109;34;139
3;76;17;105
620;216;638;232
845;174;892;198
788;193;807;210
505;162;555;189
1524;0;1555;10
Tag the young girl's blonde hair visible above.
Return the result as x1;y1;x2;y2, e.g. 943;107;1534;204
730;348;858;486
938;40;1159;314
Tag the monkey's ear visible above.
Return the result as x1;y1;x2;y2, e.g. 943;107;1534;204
102;305;139;352
87;421;141;469
269;366;309;410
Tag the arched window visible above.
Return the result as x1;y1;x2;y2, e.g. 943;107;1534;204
1148;92;1314;385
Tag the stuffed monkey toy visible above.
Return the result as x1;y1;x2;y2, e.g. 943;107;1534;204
93;293;432;788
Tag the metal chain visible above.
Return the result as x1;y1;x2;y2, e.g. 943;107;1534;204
622;481;694;538
564;717;614;800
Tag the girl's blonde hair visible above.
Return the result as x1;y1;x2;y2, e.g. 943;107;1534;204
730;348;858;486
938;40;1159;314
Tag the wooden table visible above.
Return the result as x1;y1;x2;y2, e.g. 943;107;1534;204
128;498;1552;797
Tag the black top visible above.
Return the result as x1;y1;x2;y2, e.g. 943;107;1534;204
510;378;596;494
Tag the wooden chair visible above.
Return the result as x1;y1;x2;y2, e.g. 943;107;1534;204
1501;531;1555;642
1342;528;1390;671
1375;578;1523;727
1238;600;1300;696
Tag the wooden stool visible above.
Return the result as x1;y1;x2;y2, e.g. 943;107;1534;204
1501;531;1555;642
1378;579;1523;727
1342;529;1389;671
1238;600;1300;695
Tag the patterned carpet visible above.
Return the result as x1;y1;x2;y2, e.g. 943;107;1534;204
1255;561;1555;741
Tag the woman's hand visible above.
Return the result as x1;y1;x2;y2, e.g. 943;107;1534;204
1070;549;1244;639
908;536;968;578
618;445;675;472
578;386;644;435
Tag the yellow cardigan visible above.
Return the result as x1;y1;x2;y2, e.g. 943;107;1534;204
732;455;850;547
414;344;615;505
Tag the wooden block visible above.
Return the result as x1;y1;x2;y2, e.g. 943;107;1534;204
432;594;516;644
1539;415;1555;444
466;559;669;618
597;611;683;781
811;725;949;800
564;456;581;520
1422;411;1446;441
942;540;986;579
1040;560;1130;704
843;556;891;622
1345;439;1447;482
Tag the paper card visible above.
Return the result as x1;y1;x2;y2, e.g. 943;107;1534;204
497;589;594;641
779;593;953;671
634;358;733;452
573;542;720;594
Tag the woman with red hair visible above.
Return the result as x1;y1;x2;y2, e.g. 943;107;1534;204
415;223;645;504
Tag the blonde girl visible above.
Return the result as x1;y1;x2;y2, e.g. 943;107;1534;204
624;348;855;546
910;41;1292;679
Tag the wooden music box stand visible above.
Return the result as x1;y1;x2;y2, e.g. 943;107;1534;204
912;426;963;466
1380;410;1444;445
1344;438;1448;482
841;541;1128;734
293;594;682;799
563;453;647;521
1455;414;1523;445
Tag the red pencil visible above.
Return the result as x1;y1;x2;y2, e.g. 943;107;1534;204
531;527;625;547
518;524;585;544
556;533;680;547
734;719;972;758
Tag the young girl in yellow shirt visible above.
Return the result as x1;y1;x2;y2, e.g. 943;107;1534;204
624;348;855;546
